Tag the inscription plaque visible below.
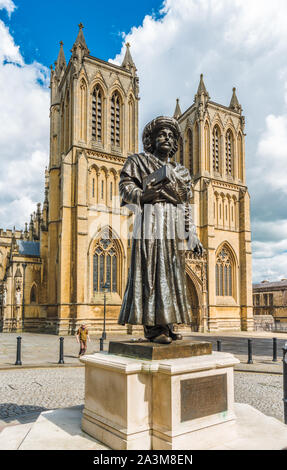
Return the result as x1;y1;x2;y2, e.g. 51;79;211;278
180;374;227;422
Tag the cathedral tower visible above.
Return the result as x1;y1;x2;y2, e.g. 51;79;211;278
47;25;139;333
174;76;253;331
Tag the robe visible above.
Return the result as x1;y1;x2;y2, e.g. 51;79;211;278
118;151;198;326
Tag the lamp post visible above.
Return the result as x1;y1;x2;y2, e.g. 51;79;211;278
100;282;109;351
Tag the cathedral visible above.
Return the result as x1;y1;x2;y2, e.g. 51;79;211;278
0;25;253;334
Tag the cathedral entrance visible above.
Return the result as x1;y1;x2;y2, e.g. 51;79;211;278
186;274;200;332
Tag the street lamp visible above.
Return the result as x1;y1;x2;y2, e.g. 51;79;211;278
100;282;109;351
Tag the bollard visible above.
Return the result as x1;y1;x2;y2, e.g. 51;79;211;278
217;340;222;352
247;338;253;364
15;336;22;366
100;337;104;352
58;337;64;364
282;343;287;424
273;337;278;362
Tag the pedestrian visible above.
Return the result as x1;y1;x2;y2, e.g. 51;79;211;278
76;324;90;357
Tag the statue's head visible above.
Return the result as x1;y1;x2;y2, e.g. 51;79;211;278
142;116;181;158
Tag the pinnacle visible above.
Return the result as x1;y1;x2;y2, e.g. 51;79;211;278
173;98;182;120
73;22;89;54
197;73;208;95
122;42;135;69
229;87;241;112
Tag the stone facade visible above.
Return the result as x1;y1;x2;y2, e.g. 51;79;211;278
0;26;253;334
253;279;287;331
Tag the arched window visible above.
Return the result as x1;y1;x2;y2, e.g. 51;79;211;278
128;96;135;153
215;246;233;296
212;126;220;173
179;136;184;165
111;92;121;147
187;129;193;174
93;234;119;293
225;130;233;176
92;85;103;142
30;285;37;303
238;133;243;180
79;79;87;142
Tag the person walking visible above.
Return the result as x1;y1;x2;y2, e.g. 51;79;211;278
76;324;90;357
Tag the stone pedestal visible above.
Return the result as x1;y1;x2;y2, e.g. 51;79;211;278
80;342;239;450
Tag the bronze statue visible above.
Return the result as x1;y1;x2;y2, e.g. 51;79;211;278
118;116;203;344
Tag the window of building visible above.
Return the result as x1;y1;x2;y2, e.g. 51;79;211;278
187;129;193;175
225;130;233;176
212;126;220;172
215;246;233;296
92;85;103;142
264;294;268;306
269;293;273;306
30;285;37;303
93;236;118;294
111;92;121;147
255;294;260;306
179;137;184;165
110;182;113;201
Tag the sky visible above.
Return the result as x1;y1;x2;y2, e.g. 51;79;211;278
0;0;286;283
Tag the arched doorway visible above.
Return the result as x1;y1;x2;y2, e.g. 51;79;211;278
186;274;200;331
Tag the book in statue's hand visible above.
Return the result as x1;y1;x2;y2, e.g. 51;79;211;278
143;165;172;191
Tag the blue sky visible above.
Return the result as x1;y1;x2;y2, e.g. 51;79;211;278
0;0;164;66
0;0;287;282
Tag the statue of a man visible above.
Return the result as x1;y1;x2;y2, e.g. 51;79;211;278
118;116;203;344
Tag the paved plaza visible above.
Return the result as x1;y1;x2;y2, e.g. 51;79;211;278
0;330;287;432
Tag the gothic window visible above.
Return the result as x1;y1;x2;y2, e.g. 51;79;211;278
215;246;233;296
111;92;121;147
110;182;113;201
128;96;135;152
212;126;220;172
101;181;104;200
30;285;37;303
93;235;119;293
225;130;233;176
79;79;87;141
179;137;184;165
92;85;103;142
187;129;193;174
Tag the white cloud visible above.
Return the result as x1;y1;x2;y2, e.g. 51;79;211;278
111;0;287;281
0;0;16;16
0;14;49;230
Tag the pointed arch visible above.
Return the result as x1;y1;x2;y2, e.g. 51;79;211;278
128;93;135;153
225;128;235;177
212;124;221;173
204;120;210;172
186;128;193;175
215;242;237;298
89;226;124;296
30;283;37;304
110;90;122;148
91;83;104;143
237;131;243;181
79;78;87;142
193;121;199;174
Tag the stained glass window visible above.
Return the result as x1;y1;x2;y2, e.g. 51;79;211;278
215;246;233;296
93;233;119;294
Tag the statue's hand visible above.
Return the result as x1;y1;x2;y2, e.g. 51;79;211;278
141;182;163;204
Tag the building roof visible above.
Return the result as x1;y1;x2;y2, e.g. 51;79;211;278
17;241;40;257
253;279;287;291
